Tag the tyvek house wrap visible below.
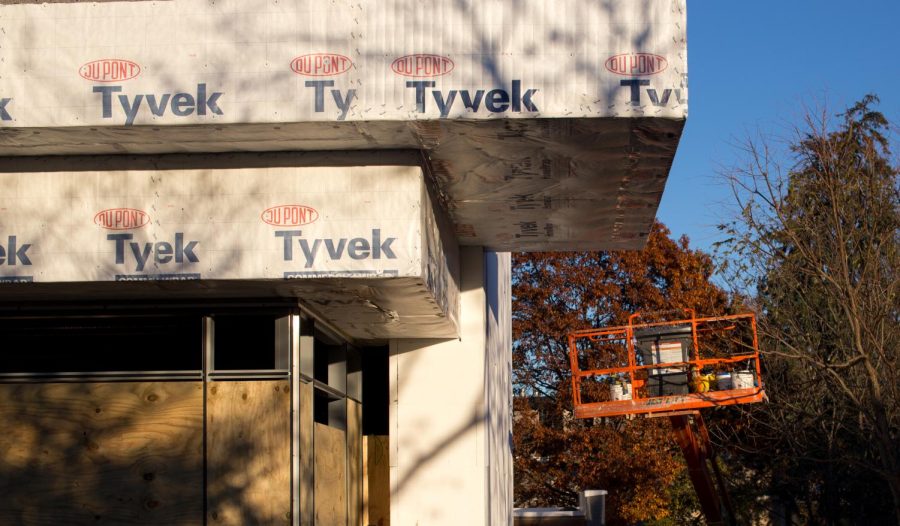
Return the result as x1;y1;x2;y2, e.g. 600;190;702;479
0;158;460;340
0;0;687;252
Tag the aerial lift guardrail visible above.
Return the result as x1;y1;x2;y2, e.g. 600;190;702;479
567;310;766;526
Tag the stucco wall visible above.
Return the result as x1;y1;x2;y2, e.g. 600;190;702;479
485;251;513;525
389;247;513;525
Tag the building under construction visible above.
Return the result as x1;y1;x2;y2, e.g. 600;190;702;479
0;1;687;524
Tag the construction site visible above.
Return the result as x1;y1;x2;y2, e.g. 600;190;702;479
0;1;757;525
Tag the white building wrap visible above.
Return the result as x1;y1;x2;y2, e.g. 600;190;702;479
0;165;428;282
0;0;687;251
0;0;686;126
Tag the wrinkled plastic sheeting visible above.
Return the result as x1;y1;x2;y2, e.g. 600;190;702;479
0;117;682;251
425;118;683;250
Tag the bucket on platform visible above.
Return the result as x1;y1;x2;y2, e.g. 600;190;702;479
610;382;632;401
731;371;755;389
716;372;732;390
579;489;607;526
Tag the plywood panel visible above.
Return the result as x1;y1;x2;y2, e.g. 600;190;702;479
315;423;347;526
364;436;391;526
206;380;291;525
348;400;362;526
298;381;314;525
0;382;203;526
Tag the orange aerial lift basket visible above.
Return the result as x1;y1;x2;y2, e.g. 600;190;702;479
567;310;766;526
567;309;766;419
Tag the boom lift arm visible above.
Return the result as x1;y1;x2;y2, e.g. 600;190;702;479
669;412;736;526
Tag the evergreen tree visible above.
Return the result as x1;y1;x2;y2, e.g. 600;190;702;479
718;95;899;524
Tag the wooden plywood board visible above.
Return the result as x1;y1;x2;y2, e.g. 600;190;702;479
206;380;291;525
315;423;347;526
298;381;314;525
0;382;203;526
363;435;390;526
348;400;362;526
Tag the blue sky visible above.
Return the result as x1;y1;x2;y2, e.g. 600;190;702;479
656;0;900;253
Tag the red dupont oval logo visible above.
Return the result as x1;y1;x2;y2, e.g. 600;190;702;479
391;54;454;77
261;205;319;227
79;59;142;82
605;53;667;76
290;53;353;76
94;208;150;230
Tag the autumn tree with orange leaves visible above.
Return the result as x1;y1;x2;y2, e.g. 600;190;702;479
512;221;733;524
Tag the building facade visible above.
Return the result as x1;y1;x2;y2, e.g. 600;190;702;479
0;1;687;524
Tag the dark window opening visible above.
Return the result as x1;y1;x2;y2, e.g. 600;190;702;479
314;389;331;425
0;315;200;373
311;329;349;430
362;346;389;435
314;337;346;391
213;314;282;371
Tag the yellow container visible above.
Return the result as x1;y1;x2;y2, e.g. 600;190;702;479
692;373;715;393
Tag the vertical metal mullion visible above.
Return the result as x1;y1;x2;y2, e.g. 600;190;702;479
203;316;214;381
290;314;300;526
202;316;214;526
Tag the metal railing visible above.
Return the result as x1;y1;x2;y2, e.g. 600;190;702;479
568;311;765;418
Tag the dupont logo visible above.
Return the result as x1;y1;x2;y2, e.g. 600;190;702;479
290;53;353;76
94;208;151;230
261;205;319;227
604;53;667;76
80;59;142;82
391;54;454;77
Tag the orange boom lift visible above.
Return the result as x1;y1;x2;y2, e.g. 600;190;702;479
567;310;765;526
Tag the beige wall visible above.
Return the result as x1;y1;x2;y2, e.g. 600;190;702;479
485;251;514;525
389;247;513;525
